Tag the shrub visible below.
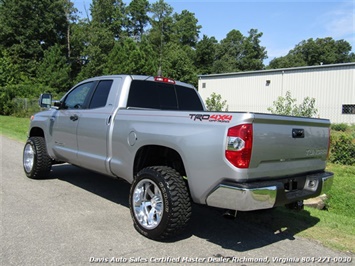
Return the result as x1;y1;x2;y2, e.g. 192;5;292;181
331;123;349;132
205;92;228;111
329;131;355;166
0;83;55;117
267;91;318;117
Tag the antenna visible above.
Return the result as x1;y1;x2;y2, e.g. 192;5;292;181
157;66;162;77
157;14;164;77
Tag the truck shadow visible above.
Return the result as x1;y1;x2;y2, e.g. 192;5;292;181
183;204;320;252
50;164;320;252
51;164;131;208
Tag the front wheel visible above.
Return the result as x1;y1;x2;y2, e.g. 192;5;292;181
129;166;191;240
23;137;52;179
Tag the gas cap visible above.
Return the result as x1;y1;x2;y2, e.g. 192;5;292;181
128;131;137;146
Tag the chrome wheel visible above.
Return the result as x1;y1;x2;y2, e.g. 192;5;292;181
132;179;164;230
23;143;35;173
129;166;191;240
23;137;51;179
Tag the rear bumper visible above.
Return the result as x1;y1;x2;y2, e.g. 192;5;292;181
205;171;333;211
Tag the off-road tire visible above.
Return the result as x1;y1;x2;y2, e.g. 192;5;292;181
129;166;191;240
23;137;52;179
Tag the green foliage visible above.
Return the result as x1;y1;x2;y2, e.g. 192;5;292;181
195;35;218;75
105;37;157;75
0;0;68;76
212;29;267;73
331;123;349;132
126;0;150;37
37;44;71;93
148;0;174;51
161;43;197;85
0;82;55;116
205;92;227;111
329;129;355;166
1;0;354;117
172;10;201;47
0;49;20;86
267;91;318;117
90;0;126;39
269;37;355;69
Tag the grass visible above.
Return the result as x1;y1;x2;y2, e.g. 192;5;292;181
0;115;31;142
298;163;355;252
1;115;354;253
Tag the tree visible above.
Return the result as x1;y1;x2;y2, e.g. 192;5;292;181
0;49;20;87
148;0;174;58
75;0;126;81
0;0;68;76
267;91;318;117
62;0;79;59
212;29;267;73
161;43;197;85
171;10;201;48
126;0;150;38
90;0;126;40
75;24;114;81
37;44;71;93
239;29;267;70
195;35;218;74
269;37;355;69
205;92;227;111
105;37;157;75
213;30;244;73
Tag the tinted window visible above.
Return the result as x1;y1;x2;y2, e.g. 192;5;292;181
176;85;204;111
64;82;94;109
89;80;113;109
127;80;203;111
127;80;178;110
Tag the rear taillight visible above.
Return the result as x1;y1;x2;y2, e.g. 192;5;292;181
225;124;253;168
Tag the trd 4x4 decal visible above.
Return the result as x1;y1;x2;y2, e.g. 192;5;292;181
189;114;233;123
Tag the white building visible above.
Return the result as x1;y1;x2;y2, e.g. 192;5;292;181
198;63;355;124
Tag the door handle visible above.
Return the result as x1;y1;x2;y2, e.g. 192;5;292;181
70;114;78;121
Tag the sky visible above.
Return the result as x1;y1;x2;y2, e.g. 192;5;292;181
72;0;355;64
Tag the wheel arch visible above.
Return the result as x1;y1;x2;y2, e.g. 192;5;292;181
29;127;45;138
133;145;187;178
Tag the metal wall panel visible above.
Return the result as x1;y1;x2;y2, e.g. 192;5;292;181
198;63;355;124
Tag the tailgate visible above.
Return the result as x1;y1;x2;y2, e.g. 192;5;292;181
249;114;330;179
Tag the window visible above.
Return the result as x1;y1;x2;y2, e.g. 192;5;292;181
64;82;94;109
127;80;178;110
342;104;355;114
202;82;206;89
127;80;204;111
89;80;113;109
176;85;204;111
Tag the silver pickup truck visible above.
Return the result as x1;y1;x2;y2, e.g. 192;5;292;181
23;75;333;240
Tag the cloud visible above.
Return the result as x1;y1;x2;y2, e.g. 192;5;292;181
321;2;355;39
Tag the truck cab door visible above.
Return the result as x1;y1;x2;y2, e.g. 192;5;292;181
51;81;95;165
76;79;119;175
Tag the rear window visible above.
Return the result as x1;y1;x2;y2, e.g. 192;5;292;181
127;80;203;111
89;80;113;109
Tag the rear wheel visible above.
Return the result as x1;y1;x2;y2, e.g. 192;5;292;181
129;166;191;240
23;137;52;179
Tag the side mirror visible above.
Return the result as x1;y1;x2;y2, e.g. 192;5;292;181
53;101;63;108
39;93;52;108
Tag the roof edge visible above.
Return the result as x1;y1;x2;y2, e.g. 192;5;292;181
198;62;355;78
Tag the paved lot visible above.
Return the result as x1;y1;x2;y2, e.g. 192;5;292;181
0;135;352;265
